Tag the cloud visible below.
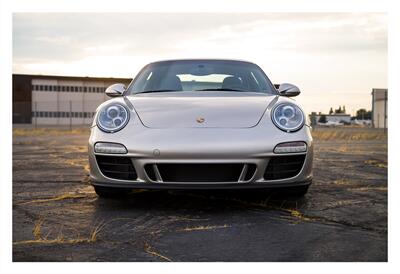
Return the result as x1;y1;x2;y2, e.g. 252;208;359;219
13;13;386;63
12;13;387;114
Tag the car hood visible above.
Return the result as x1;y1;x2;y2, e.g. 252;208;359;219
126;91;277;128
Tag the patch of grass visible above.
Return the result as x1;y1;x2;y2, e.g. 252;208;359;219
179;224;230;232
64;158;90;172
144;241;172;262
33;217;45;239
350;186;387;192
13;219;106;246
89;221;107;242
18;193;89;205
334;179;351;185
321;200;367;210
364;160;387;168
285;209;314;222
17;187;95;205
312;128;387;141
13;127;89;137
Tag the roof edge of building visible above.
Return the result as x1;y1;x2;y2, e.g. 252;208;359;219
13;73;132;82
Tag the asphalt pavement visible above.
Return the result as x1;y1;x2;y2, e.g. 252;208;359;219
12;129;387;261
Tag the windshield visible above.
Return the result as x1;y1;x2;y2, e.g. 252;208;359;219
126;60;277;95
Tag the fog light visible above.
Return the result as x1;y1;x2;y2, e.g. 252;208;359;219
94;142;127;154
274;141;307;154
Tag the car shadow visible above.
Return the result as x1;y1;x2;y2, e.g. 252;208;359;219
91;188;309;215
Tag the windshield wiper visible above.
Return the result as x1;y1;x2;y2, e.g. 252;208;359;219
136;89;177;94
195;88;251;92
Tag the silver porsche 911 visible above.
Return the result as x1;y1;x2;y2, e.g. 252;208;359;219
88;59;313;197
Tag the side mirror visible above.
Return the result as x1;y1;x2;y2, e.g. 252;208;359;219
278;83;301;97
105;83;126;97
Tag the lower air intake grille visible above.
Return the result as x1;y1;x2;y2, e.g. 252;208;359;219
146;163;255;183
264;155;306;180
96;156;137;180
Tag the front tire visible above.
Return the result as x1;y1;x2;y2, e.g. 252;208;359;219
94;185;130;198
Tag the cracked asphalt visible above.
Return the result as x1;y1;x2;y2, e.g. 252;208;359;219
12;127;387;262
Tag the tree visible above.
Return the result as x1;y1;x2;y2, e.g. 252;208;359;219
343;105;346;114
318;114;327;123
355;109;372;120
329;107;333;115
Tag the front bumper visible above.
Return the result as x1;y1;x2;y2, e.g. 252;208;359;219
88;123;313;189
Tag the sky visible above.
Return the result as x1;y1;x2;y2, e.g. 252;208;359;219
12;13;387;115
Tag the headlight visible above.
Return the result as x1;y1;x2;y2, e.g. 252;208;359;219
272;103;304;132
97;103;130;133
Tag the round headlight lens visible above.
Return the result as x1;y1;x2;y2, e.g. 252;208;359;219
272;103;304;132
97;103;130;133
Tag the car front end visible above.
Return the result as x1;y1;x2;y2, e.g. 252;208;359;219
88;59;313;196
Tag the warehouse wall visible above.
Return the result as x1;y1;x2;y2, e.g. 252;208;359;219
13;74;131;125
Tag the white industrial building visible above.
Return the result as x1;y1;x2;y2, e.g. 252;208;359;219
13;74;132;125
371;88;388;129
316;114;351;123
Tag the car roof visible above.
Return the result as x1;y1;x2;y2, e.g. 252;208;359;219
148;58;257;65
